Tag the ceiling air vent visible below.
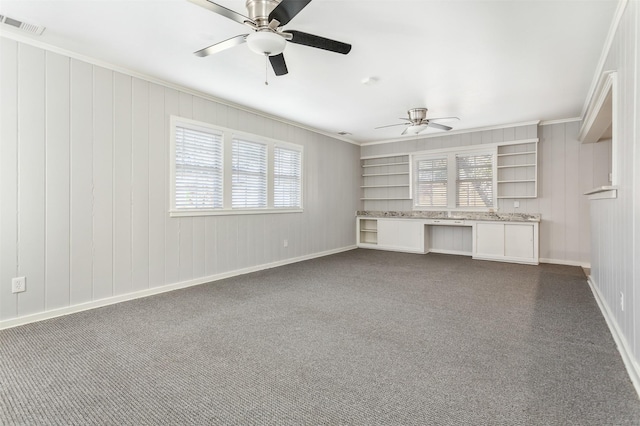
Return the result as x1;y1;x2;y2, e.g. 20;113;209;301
1;15;45;36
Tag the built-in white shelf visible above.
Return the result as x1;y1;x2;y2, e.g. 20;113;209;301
497;179;536;183
361;162;409;168
497;150;536;157
496;141;538;199
362;172;409;177
360;184;410;189
361;155;411;204
360;197;411;201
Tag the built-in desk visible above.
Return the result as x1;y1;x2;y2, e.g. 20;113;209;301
356;211;540;265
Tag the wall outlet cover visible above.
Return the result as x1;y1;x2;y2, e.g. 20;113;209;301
12;277;26;293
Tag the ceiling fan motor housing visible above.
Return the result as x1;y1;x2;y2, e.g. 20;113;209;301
408;108;428;124
246;0;281;26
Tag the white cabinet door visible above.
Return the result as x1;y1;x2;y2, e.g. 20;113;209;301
377;219;426;253
505;224;534;259
475;222;505;257
473;221;538;264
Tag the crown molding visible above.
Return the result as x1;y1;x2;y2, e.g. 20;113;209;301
360;120;540;147
581;0;628;118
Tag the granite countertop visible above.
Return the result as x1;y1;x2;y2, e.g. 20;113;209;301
356;210;541;222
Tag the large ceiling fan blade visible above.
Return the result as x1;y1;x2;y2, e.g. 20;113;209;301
268;0;313;26
194;34;248;57
427;122;453;131
375;123;409;129
188;0;254;26
269;53;289;76
287;30;352;54
429;116;460;123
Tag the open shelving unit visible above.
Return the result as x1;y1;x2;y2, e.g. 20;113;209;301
358;218;378;245
360;155;411;204
496;140;538;198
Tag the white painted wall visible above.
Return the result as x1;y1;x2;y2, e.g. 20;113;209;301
0;38;360;324
586;0;640;385
360;122;600;266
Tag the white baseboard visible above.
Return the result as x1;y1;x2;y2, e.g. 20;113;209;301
587;275;640;399
428;249;472;257
539;258;591;268
0;245;356;331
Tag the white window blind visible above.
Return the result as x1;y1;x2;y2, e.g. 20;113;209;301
456;153;494;207
232;138;267;208
274;146;302;208
415;157;448;207
174;125;223;209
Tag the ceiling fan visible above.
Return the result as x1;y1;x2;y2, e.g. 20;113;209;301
376;108;460;135
189;0;352;77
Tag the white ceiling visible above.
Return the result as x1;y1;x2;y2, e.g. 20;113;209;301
0;0;618;144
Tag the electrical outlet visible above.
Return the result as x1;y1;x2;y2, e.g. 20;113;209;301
620;291;624;311
12;277;26;293
283;239;288;248
514;201;520;208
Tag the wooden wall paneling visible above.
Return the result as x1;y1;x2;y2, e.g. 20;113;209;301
251;214;266;267
163;88;180;284
537;126;552;260
204;217;217;276
70;59;94;305
113;72;133;295
578;138;594;266
178;92;193;281
236;215;249;269
191;96;207;279
563;121;581;262
148;83;166;287
92;66;114;301
44;51;71;310
548;123;566;260
0;38;19;320
131;78;150;292
17;44;46;316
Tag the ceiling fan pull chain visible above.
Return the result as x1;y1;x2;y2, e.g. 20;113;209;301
264;54;269;86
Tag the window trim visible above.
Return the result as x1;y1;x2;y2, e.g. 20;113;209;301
412;146;497;212
169;116;304;217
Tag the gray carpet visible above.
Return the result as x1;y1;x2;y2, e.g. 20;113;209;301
1;249;639;425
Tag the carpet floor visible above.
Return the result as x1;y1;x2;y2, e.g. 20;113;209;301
1;249;639;425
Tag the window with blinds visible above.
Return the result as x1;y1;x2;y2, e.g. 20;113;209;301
174;125;223;209
415;157;448;207
232;138;268;208
274;146;302;208
456;153;494;207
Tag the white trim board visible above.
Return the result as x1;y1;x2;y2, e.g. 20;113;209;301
0;245;357;331
360;121;541;147
587;275;640;399
539;258;591;269
581;0;628;117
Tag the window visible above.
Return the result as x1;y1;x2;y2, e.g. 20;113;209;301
456;153;494;208
412;148;496;210
170;116;303;216
173;123;223;210
274;146;302;208
232;138;267;209
414;157;447;208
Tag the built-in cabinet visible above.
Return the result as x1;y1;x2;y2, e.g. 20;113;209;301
357;217;539;265
473;221;538;264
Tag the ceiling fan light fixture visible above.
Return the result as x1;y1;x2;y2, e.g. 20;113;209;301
246;31;286;56
406;124;425;135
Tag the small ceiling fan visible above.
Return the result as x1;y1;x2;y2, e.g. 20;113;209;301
189;0;352;77
376;108;460;135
